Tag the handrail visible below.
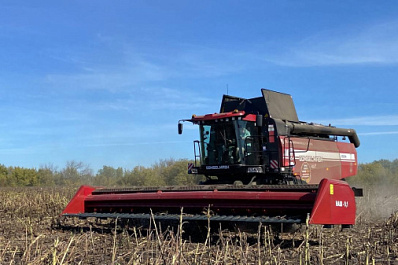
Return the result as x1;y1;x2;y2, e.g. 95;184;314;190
193;140;201;167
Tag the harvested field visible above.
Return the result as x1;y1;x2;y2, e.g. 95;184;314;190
0;187;397;264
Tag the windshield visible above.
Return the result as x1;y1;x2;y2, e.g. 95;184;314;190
199;120;259;165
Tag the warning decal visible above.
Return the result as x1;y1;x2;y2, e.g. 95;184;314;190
300;162;311;183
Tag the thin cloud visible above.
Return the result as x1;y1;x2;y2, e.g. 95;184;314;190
314;115;398;126
44;41;246;93
266;20;398;66
359;131;398;136
83;140;193;148
88;87;217;113
45;62;166;92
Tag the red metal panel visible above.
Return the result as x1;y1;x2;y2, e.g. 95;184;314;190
269;125;275;143
191;111;245;121
82;189;318;218
242;114;257;122
309;179;356;225
281;136;342;184
282;137;357;184
62;181;355;225
336;142;358;179
85;190;314;202
190;112;256;122
61;185;97;214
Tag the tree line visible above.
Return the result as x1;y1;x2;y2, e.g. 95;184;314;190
0;158;396;187
0;159;203;187
348;159;398;187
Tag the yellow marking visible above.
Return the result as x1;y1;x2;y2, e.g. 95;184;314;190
330;184;334;195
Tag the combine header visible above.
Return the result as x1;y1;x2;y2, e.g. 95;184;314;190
62;89;361;228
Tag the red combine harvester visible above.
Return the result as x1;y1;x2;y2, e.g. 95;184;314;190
62;89;362;228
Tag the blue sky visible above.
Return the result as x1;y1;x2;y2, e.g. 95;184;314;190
1;1;398;171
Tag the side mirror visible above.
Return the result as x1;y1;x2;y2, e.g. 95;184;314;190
178;123;183;134
256;114;263;127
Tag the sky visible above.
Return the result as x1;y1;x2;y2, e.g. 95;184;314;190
1;1;398;172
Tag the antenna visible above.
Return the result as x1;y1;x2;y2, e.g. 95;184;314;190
226;84;229;95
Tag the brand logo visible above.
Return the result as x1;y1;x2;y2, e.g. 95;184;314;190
298;155;323;162
206;165;230;170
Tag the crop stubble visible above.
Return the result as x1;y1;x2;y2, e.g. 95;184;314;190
0;187;397;264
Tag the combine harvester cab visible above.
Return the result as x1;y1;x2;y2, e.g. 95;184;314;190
62;89;362;228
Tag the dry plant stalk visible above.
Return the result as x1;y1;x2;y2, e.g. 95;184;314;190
1;187;398;264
